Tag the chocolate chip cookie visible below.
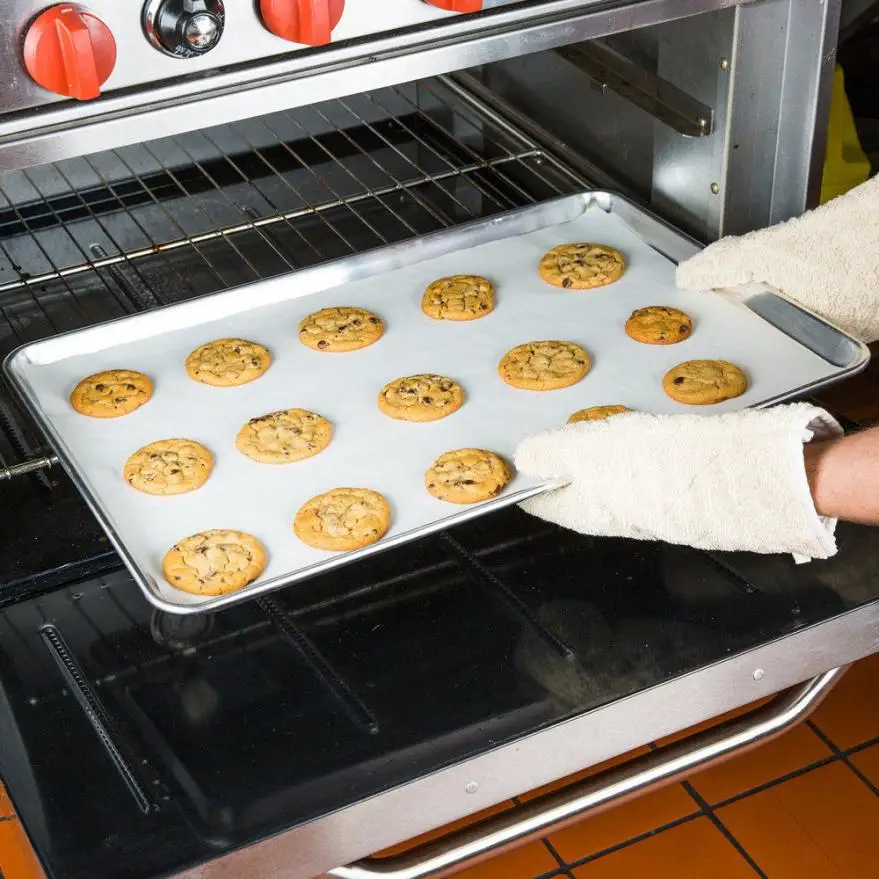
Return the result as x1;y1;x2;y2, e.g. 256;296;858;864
185;338;271;387
425;449;512;504
377;374;464;422
568;405;632;424
625;306;693;345
162;529;267;596
124;438;213;496
498;341;591;391
236;408;332;464
663;359;748;405
293;488;390;552
421;275;495;321
299;306;384;352
70;369;153;418
539;243;626;290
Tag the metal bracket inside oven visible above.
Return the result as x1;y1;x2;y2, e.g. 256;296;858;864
556;41;714;138
328;667;845;878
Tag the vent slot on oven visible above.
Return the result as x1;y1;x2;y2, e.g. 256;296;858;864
0;74;587;596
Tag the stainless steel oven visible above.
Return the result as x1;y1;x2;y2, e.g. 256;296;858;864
0;2;876;878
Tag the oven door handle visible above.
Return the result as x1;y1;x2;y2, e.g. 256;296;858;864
328;666;846;879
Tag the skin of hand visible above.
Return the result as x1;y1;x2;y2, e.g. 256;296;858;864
804;425;879;525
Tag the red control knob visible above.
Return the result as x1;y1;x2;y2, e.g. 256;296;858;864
259;0;345;47
23;4;116;101
423;0;483;10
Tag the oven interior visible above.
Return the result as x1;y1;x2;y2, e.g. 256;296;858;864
1;10;878;879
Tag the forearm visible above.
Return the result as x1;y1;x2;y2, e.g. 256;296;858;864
805;426;879;524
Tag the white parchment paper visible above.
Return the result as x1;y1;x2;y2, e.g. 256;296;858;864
10;205;839;611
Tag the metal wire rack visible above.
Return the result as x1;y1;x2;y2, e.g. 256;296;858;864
0;75;587;481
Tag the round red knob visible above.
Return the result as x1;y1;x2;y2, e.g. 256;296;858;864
423;0;483;10
23;4;116;101
259;0;345;47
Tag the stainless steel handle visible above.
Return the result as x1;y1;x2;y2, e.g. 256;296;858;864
329;667;846;879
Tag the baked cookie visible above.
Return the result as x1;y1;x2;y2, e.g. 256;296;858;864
425;449;512;505
293;488;390;552
421;275;495;321
299;306;384;352
498;341;591;391
124;439;213;496
663;359;748;405
377;374;464;422
70;369;153;418
539;243;626;290
185;338;271;387
236;408;332;464
568;405;632;424
162;529;267;596
625;306;693;345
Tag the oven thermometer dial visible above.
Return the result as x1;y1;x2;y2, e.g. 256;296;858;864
143;0;225;59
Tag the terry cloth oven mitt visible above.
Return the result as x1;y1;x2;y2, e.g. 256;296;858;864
676;174;879;343
514;405;843;561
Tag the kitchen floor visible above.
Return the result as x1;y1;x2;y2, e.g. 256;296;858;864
1;651;877;879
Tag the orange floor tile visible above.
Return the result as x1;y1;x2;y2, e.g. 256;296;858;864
546;782;698;863
0;781;15;819
690;722;833;805
0;819;46;879
850;744;879;788
717;762;879;878
810;652;879;748
453;842;559;879
570;817;755;878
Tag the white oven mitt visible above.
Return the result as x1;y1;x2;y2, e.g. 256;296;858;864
514;405;843;561
676;174;879;343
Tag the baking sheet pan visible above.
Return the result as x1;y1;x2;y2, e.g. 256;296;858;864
5;192;870;614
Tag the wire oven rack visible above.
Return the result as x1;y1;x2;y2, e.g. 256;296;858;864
0;75;587;483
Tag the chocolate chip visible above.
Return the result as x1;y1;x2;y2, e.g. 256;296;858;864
317;340;329;349
125;383;136;391
562;278;573;288
337;324;348;332
352;319;361;326
251;359;259;366
114;396;126;403
673;376;685;385
95;383;105;391
423;396;433;404
680;325;690;333
369;317;379;324
170;468;181;474
462;479;475;485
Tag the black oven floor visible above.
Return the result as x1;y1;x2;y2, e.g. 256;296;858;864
0;506;876;879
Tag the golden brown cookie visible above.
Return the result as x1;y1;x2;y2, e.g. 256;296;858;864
123;439;213;496
568;405;632;424
293;488;390;552
299;306;384;352
539;243;626;290
498;341;591;391
162;530;267;596
425;449;512;505
421;275;495;321
70;369;153;418
185;338;271;387
377;374;464;422
625;306;693;345
663;360;749;405
236;408;332;464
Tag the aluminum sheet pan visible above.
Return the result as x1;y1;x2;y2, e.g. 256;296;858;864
5;192;869;615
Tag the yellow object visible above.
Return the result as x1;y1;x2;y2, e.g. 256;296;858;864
820;65;871;204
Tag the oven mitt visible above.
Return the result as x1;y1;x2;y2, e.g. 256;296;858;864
514;404;843;561
676;174;879;343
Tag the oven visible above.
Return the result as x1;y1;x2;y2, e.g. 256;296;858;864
0;2;877;878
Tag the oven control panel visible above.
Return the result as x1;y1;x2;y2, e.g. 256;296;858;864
2;0;523;114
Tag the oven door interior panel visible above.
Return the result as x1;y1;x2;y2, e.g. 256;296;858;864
1;508;877;879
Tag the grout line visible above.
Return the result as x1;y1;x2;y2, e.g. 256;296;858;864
807;720;879;797
561;809;703;871
682;782;768;878
541;837;569;870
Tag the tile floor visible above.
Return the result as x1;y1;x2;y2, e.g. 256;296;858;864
1;652;876;879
